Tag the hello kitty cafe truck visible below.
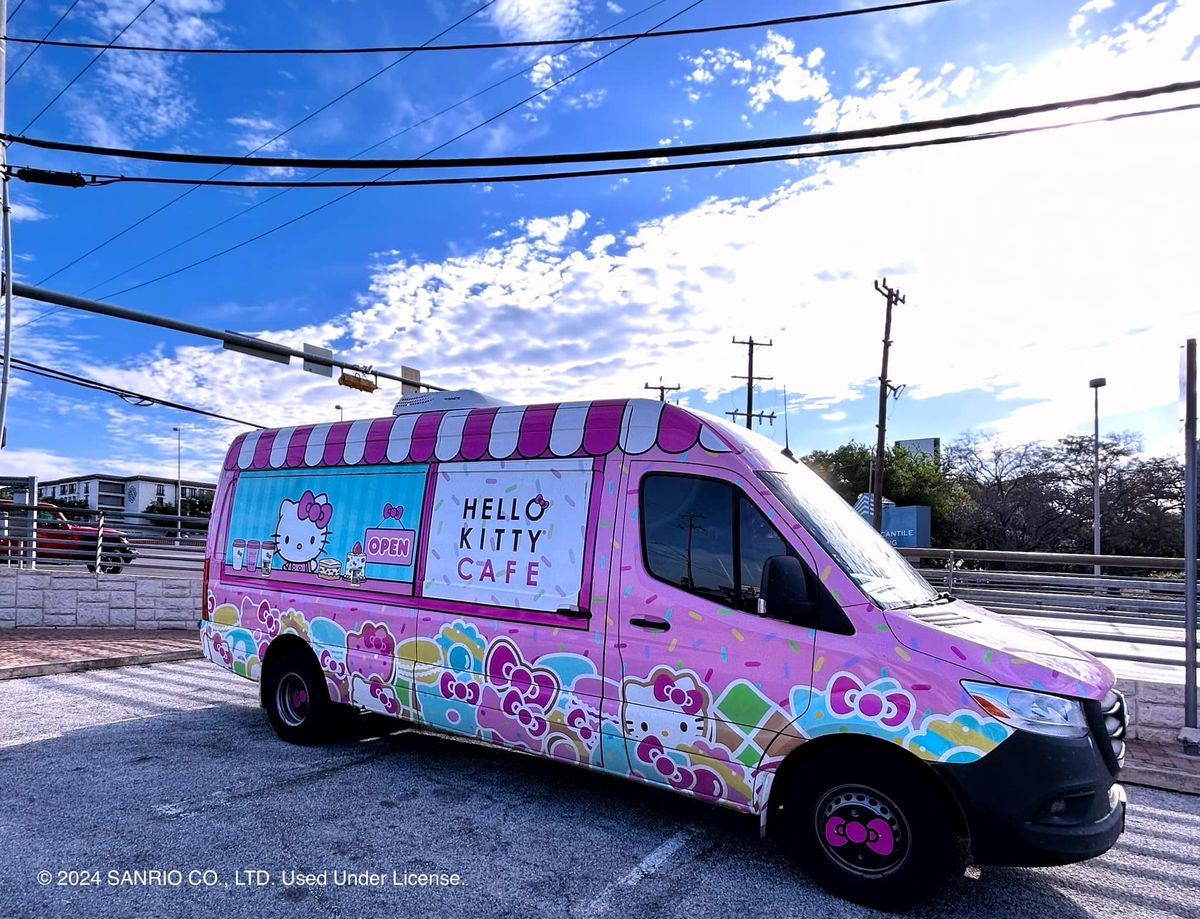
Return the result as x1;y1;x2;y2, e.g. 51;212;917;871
200;392;1126;908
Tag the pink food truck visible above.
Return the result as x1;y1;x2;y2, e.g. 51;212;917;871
200;393;1126;908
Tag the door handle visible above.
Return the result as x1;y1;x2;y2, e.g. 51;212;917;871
629;615;670;632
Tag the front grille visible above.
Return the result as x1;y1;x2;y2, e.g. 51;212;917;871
1085;689;1127;775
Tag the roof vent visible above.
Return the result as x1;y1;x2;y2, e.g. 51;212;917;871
392;389;509;415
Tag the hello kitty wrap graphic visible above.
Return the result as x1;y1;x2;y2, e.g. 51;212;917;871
275;490;334;573
826;672;914;729
203;398;1116;830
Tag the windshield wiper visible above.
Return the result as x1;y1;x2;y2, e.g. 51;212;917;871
904;591;956;609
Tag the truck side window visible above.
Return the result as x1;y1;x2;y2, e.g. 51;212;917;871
738;497;788;610
641;475;736;607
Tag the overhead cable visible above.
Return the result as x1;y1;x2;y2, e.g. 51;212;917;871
5;0;82;85
13;101;1192;190
8;79;1199;171
75;0;676;299
88;0;706;303
2;353;264;428
17;0;157;136
31;0;498;287
0;0;956;55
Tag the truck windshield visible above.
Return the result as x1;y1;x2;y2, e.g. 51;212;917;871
758;467;937;610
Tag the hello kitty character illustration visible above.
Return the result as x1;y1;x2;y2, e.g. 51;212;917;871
622;668;724;799
622;669;713;750
274;490;334;573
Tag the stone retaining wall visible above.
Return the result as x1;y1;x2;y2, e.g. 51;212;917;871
0;569;198;629
1117;678;1197;745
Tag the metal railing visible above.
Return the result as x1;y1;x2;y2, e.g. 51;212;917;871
0;501;208;577
0;501;1192;668
899;547;1193;669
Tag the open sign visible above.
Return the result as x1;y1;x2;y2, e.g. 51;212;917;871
363;527;416;566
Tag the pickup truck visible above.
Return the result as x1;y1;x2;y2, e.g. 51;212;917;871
0;502;138;573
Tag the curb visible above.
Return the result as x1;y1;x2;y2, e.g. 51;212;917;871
0;648;202;682
1120;765;1200;797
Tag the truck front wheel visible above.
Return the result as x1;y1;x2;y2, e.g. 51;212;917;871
781;747;960;910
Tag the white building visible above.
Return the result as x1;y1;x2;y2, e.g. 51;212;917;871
38;474;215;515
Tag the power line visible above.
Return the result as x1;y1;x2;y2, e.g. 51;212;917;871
1;0;958;55
13;97;1192;334
85;0;706;304
17;0;157;136
75;0;675;299
31;0;498;288
2;352;264;428
12;78;1199;171
6;0;26;23
5;0;82;85
13;98;1199;193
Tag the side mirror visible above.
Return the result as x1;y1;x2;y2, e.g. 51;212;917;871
758;555;812;620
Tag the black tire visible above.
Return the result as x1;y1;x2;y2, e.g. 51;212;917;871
781;747;959;911
262;648;334;745
98;553;124;574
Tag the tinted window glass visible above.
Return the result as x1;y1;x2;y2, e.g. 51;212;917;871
642;476;735;606
738;497;788;609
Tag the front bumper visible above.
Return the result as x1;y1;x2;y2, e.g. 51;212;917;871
934;728;1125;867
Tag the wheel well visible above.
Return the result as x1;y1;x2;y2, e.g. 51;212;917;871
765;734;969;843
258;634;318;707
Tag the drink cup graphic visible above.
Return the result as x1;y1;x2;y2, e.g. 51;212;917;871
246;539;260;571
260;540;276;576
232;538;246;570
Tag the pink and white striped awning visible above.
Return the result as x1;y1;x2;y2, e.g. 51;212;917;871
224;399;736;472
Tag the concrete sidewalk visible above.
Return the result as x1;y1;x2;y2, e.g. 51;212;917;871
0;627;200;680
0;626;1196;793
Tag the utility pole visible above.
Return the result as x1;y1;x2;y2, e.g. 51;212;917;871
678;511;705;589
644;378;680;403
1184;339;1198;755
0;0;13;450
872;279;905;532
728;336;775;430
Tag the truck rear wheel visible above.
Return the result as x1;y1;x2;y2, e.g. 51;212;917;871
263;649;334;745
781;747;959;910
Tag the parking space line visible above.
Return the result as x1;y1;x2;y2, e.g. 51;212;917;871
572;829;693;919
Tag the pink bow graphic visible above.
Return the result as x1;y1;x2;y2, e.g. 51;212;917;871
652;671;704;715
828;673;912;729
298;490;333;528
382;503;404;522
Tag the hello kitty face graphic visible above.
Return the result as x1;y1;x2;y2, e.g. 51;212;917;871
622;669;712;748
275;490;333;572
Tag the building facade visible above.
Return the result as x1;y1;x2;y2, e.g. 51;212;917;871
38;474;216;515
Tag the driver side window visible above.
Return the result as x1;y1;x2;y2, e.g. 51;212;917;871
640;473;802;616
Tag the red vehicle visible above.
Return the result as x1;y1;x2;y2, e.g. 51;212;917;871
0;502;137;573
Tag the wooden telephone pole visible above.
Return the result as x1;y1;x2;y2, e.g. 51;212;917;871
872;279;905;532
728;336;775;429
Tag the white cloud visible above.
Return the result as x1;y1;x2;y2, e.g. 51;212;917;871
491;0;585;42
69;0;225;146
10;201;47;222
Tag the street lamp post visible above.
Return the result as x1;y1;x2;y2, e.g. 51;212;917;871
1089;378;1106;577
335;404;344;422
173;426;181;545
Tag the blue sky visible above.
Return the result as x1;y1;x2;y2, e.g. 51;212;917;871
1;0;1197;483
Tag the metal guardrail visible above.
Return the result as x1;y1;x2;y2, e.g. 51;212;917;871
899;547;1194;669
0;501;208;576
0;501;1192;669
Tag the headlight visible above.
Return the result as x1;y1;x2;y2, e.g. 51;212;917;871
962;681;1089;738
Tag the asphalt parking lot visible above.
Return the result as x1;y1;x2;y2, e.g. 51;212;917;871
1;661;1197;919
